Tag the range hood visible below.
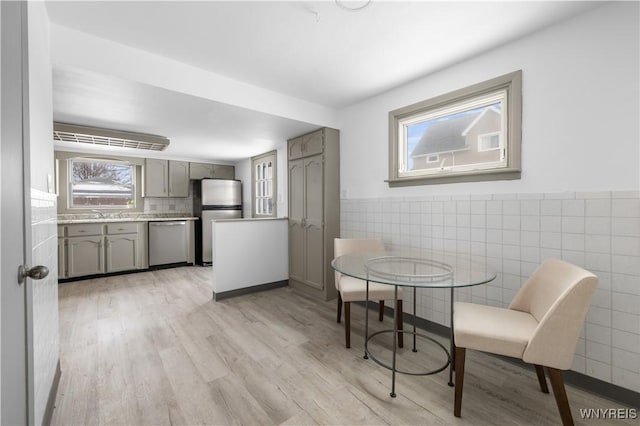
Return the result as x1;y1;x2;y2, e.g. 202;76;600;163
53;122;170;151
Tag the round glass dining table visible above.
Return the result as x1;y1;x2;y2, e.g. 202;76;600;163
331;249;496;397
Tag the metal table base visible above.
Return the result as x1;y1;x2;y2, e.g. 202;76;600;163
362;261;456;397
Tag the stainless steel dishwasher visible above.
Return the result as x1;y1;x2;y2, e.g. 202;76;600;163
148;221;188;266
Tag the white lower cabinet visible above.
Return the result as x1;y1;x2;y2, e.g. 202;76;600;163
58;236;66;279
105;234;139;272
67;235;104;278
59;222;145;279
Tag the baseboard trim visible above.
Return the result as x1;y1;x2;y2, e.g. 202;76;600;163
363;301;640;409
43;359;61;426
58;263;195;283
213;280;288;301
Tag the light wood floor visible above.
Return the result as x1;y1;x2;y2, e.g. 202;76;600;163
52;266;633;425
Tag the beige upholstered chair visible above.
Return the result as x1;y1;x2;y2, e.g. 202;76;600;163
453;258;598;426
334;238;403;348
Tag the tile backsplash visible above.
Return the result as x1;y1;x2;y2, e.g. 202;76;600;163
58;195;194;221
340;190;640;393
143;195;192;214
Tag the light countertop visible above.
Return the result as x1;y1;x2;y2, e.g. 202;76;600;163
58;216;199;225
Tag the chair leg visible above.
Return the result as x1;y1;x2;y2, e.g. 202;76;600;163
378;300;384;321
534;364;549;393
336;293;342;323
454;347;466;417
344;301;351;348
547;367;574;426
396;300;403;348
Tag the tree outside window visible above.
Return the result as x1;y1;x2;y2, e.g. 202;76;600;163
70;158;135;208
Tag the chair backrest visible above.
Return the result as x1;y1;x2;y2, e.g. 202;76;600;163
509;258;598;370
334;238;385;290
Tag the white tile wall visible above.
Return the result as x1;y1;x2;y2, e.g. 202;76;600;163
340;190;640;393
30;188;59;423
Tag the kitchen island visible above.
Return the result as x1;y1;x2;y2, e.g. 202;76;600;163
211;217;288;300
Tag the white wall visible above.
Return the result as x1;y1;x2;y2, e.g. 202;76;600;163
235;157;252;217
338;2;639;199
211;218;288;294
338;2;640;394
27;3;59;425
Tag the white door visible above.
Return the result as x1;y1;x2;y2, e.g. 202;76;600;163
1;3;51;424
2;3;29;424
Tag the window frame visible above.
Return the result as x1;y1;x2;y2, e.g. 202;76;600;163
68;157;137;209
251;150;277;218
55;151;145;215
388;70;522;186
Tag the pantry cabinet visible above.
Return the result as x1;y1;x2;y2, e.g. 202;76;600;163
287;128;340;301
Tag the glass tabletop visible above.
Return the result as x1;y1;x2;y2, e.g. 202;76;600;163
331;249;496;288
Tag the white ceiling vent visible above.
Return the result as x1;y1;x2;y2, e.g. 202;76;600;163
53;122;170;151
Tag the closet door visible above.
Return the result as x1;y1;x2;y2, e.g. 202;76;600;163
288;159;305;283
303;155;324;290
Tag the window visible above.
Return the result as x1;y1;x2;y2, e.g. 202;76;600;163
69;158;135;208
389;70;521;186
252;150;277;217
478;132;501;152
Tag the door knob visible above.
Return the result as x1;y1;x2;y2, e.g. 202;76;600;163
18;264;49;284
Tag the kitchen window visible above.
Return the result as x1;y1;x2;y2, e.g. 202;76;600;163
252;150;277;217
389;70;521;186
69;158;136;208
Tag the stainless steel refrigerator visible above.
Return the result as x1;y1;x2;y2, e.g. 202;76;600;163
193;178;242;265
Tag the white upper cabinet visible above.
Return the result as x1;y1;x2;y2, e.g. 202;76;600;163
212;164;235;179
189;162;235;180
189;162;215;179
168;160;189;197
144;159;189;197
144;159;169;197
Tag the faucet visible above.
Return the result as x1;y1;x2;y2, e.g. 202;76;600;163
91;209;106;219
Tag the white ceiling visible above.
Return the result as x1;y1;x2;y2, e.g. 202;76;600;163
52;66;316;162
46;1;603;162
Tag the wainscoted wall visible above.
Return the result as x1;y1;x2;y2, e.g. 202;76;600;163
340;190;640;393
30;189;59;424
